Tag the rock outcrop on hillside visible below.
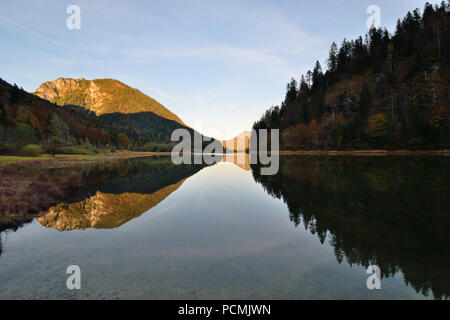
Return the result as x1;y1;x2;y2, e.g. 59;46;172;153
35;78;185;125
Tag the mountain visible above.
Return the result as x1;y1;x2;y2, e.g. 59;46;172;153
222;131;250;152
0;78;190;152
35;78;185;125
1;76;227;154
253;3;450;150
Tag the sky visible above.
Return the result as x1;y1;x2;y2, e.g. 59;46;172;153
0;0;442;140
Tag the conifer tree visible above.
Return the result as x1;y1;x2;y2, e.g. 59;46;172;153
327;42;338;72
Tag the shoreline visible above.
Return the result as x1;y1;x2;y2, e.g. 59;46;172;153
0;151;173;165
278;150;450;156
1;149;449;166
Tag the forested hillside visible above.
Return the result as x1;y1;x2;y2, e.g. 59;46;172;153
253;2;450;150
0;79;191;155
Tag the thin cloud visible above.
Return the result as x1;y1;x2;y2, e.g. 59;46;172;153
119;45;285;65
150;88;179;102
0;14;90;59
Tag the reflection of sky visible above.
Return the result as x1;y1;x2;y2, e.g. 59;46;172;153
0;0;442;139
0;162;428;299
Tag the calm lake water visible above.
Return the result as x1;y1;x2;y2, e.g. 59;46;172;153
0;155;449;300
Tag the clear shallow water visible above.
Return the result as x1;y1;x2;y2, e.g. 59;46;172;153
0;156;448;299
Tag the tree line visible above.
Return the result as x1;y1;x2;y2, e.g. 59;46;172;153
253;2;450;150
0;80;177;157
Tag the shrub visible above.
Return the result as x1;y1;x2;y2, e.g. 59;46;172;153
59;146;100;155
366;114;391;147
20;144;43;157
142;143;174;152
15;124;38;145
86;146;101;154
407;137;424;150
0;141;9;155
117;133;131;150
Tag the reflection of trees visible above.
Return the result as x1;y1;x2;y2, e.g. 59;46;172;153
0;158;209;258
36;158;209;231
0;157;209;235
66;157;208;199
252;156;450;300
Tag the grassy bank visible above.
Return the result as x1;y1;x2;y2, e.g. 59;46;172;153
0;151;172;164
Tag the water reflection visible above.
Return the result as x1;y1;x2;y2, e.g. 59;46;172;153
36;158;209;231
251;156;450;299
221;153;251;171
0;155;449;299
0;157;209;235
36;155;251;231
37;182;186;231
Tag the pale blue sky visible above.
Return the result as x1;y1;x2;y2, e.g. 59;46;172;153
0;0;441;139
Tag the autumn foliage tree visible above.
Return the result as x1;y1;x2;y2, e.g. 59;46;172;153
46;114;70;157
366;114;391;147
117;133;131;150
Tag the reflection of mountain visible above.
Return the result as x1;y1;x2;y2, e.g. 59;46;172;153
221;153;251;171
252;157;450;300
35;157;208;231
37;179;186;231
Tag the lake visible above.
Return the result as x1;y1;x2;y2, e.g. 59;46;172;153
0;155;449;300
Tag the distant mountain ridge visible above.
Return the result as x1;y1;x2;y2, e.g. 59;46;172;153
35;78;185;126
222;131;250;152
